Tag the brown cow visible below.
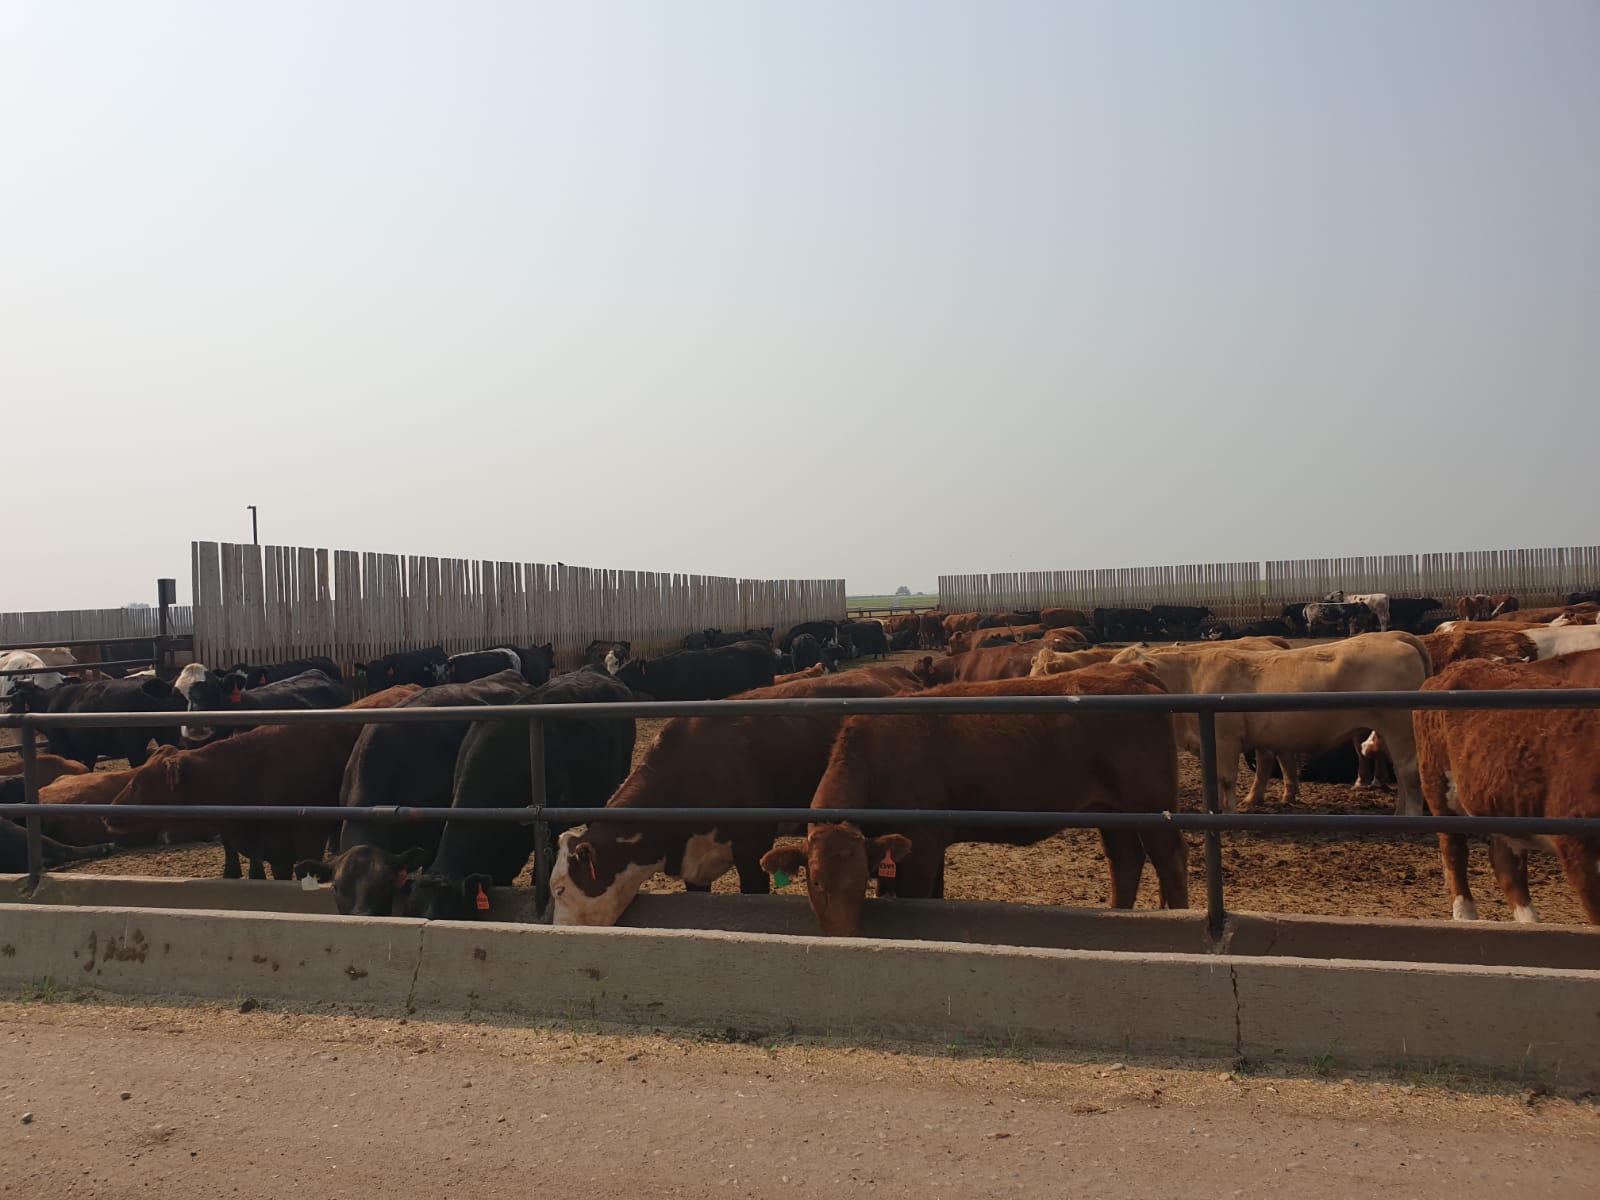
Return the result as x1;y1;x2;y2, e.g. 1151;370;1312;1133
1456;595;1519;621
1039;607;1092;630
0;753;90;788
107;685;421;880
1415;656;1600;924
550;667;922;926
1040;627;1089;648
912;642;1043;686
1420;623;1537;672
1491;602;1597;624
759;664;1188;936
917;611;948;649
29;767;151;846
774;663;827;685
941;612;982;641
948;624;1045;654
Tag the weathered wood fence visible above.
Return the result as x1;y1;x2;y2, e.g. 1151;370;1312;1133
0;607;193;647
191;542;845;674
940;545;1600;621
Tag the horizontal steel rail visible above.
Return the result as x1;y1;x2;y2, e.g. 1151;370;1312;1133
6;687;1600;730
0;657;155;678
6;804;1600;838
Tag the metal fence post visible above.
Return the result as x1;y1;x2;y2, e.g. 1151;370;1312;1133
527;717;550;915
1197;708;1226;939
20;723;43;889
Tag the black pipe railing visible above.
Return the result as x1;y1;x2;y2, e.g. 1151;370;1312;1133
6;688;1600;935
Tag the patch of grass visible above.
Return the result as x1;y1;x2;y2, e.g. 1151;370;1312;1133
846;594;939;612
1309;1045;1338;1077
944;1034;968;1058
19;976;59;1004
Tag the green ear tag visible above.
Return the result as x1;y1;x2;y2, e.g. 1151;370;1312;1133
772;870;791;889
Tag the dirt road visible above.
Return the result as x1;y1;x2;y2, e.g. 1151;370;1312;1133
3;1000;1596;1199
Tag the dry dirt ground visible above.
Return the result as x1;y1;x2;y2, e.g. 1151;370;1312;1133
7;645;1590;925
3;998;1598;1200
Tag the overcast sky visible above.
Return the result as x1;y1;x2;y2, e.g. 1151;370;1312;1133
3;1;1596;610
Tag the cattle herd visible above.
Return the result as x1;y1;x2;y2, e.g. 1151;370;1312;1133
3;584;1600;933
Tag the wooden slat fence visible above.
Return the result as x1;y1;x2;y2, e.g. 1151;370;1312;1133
942;545;1600;622
0;607;193;646
938;564;1263;622
192;542;845;675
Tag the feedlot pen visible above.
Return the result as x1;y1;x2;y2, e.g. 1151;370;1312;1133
4;648;1595;928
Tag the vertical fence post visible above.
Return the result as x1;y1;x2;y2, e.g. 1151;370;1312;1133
527;717;550;916
1197;708;1226;938
20;723;43;889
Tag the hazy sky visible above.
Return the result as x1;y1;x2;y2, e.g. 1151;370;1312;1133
4;1;1596;610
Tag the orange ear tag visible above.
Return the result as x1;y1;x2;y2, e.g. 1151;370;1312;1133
230;687;243;703
395;869;409;888
475;883;490;911
877;856;897;880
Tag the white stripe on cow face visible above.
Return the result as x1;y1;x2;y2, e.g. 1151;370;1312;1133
549;833;664;927
680;831;734;887
174;663;214;742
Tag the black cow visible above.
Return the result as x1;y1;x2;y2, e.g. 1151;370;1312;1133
610;642;776;700
5;677;182;769
1150;605;1213;641
709;628;775;648
292;669;530;915
1568;590;1600;606
0;817;117;872
224;657;345;687
1385;598;1443;634
888;629;920;651
405;669;637;920
442;645;555;686
1093;607;1156;641
779;621;836;653
358;647;446;690
174;666;350;747
1203;618;1294;641
682;629;716;651
838;620;888;660
1302;602;1378;638
789;633;825;671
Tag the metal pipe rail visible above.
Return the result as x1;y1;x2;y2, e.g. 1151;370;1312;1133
6;687;1600;729
8;686;1600;936
0;658;156;678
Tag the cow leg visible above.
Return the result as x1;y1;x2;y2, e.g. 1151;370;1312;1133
1277;755;1300;806
733;830;774;894
1439;833;1477;920
247;856;267;881
1099;830;1146;908
1353;736;1373;790
1138;828;1190;909
1216;757;1241;813
682;881;712;893
267;857;296;881
1550;837;1600;925
1374;719;1425;816
1241;753;1274;809
1487;837;1537;923
222;841;243;880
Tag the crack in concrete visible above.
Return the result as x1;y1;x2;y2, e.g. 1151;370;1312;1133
405;923;427;1014
1229;963;1244;1065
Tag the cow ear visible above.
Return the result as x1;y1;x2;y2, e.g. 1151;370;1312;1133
398;846;431;871
759;846;807;878
294;860;334;883
571;841;598;880
868;834;913;865
163;752;185;790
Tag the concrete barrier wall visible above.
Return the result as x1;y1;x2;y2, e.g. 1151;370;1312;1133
1;902;1596;1087
9;874;1598;971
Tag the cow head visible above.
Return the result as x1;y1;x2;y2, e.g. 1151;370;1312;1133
759;824;913;937
549;827;668;926
404;871;496;920
295;845;430;916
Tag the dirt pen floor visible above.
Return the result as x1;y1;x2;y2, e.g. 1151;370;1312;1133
6;646;1589;926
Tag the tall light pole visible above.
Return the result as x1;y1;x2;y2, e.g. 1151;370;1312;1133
247;505;258;546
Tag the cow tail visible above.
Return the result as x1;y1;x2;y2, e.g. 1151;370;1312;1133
1394;631;1433;680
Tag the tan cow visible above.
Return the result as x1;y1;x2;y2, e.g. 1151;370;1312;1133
1113;632;1433;814
941;612;983;641
1029;647;1123;676
1420;623;1537;672
1416;655;1600;924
